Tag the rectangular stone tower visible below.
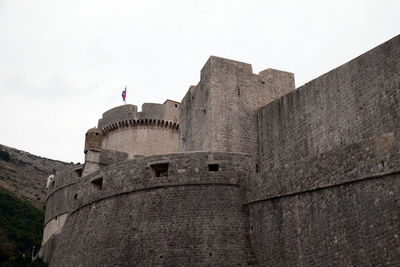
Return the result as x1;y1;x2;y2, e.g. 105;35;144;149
179;56;295;154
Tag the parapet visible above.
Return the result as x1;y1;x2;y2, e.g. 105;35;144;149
98;101;181;158
98;101;180;132
98;104;139;130
141;99;180;123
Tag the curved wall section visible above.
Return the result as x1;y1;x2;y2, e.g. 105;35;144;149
46;152;256;266
98;104;138;129
42;213;68;245
98;102;180;157
102;122;179;157
45;166;82;223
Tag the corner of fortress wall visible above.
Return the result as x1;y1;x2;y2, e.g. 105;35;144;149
179;55;295;154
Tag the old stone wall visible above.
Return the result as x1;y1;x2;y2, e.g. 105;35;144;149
43;152;257;266
98;104;138;129
102;124;179;157
247;35;400;265
98;101;180;130
179;56;295;154
41;166;82;254
141;99;180;124
45;166;82;223
99;102;180;157
248;172;400;266
41;213;68;245
40;35;400;266
258;35;400;170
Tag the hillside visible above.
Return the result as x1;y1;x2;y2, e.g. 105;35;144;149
0;187;47;266
0;144;74;209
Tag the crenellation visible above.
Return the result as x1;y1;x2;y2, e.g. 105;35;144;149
97;101;181;158
40;35;400;266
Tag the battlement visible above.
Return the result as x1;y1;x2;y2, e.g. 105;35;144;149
97;100;181;158
200;56;294;93
101;118;179;136
98;100;180;130
98;104;138;129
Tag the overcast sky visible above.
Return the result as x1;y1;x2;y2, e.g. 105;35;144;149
0;0;398;163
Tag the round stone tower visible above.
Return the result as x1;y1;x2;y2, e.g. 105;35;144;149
97;100;180;158
83;127;103;177
84;127;103;153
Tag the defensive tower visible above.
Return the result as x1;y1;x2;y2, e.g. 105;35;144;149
99;100;180;158
82;127;103;176
39;35;400;266
179;56;295;154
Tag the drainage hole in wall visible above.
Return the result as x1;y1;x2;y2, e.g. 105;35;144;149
208;164;219;172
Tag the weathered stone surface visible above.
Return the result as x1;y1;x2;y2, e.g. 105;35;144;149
179;56;295;154
98;101;180;158
41;35;400;266
43;152;256;266
248;173;400;266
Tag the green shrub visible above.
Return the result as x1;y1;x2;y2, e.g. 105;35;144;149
0;188;44;256
0;255;48;267
0;149;10;162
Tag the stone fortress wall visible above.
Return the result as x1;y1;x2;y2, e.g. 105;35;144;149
42;152;257;266
246;34;400;266
179;56;295;154
40;35;400;266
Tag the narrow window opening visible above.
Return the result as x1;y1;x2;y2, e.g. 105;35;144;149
73;193;77;200
208;164;219;172
91;177;103;192
237;86;240;96
74;168;83;178
256;164;259;173
151;163;169;177
174;104;178;107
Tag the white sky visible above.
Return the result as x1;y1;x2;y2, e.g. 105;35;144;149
0;0;398;163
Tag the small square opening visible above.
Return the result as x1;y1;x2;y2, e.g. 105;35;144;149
208;164;219;172
74;168;83;178
151;163;169;177
91;177;103;192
